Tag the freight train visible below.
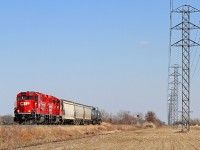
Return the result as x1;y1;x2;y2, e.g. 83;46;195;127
14;91;102;125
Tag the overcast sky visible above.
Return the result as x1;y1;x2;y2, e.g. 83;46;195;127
0;0;200;122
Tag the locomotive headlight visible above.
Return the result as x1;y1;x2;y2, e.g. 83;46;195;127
17;109;19;113
28;110;31;112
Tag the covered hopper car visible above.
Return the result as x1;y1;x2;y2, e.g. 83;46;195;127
14;91;102;125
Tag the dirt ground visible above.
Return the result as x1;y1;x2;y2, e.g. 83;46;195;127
16;126;200;150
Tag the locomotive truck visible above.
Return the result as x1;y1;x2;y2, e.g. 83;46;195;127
14;91;102;125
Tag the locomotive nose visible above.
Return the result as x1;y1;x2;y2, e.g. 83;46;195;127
18;100;34;113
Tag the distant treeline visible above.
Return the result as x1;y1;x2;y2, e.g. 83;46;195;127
0;115;13;124
100;110;164;126
0;111;164;125
2;112;200;126
100;109;200;126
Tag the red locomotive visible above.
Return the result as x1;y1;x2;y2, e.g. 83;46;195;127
14;91;102;125
14;91;62;124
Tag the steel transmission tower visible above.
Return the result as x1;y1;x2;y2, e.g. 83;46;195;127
171;5;200;132
168;65;180;125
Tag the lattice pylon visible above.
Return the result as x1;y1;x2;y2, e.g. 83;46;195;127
168;65;181;125
171;5;200;132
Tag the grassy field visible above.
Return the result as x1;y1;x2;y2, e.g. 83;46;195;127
17;125;200;150
0;123;138;149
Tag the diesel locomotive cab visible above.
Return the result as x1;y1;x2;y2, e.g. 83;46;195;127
14;92;38;123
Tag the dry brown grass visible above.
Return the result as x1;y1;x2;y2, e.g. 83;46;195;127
0;123;137;150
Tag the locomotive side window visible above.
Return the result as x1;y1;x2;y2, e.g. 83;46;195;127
17;96;20;100
34;96;38;100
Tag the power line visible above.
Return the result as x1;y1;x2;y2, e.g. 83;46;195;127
191;54;200;81
191;22;200;69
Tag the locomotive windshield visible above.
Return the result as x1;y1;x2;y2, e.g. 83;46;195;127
17;96;38;100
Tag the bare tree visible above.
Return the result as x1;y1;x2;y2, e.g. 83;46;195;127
145;111;162;126
145;111;156;122
115;110;136;125
100;109;112;123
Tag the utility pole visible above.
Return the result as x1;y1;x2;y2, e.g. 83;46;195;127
171;5;200;132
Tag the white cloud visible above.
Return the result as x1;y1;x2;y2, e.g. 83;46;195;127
139;40;150;45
